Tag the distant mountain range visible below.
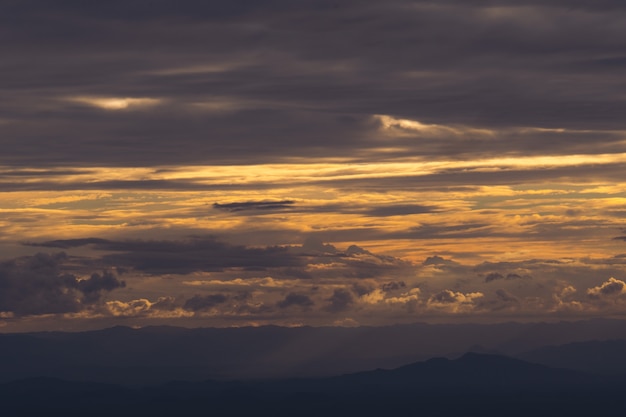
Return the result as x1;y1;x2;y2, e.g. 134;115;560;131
2;319;626;415
2;318;626;384
2;353;624;416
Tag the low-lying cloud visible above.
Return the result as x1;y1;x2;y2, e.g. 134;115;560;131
0;253;124;316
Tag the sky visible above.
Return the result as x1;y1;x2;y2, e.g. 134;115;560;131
2;0;626;331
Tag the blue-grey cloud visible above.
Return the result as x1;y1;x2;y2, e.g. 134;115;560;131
277;293;314;309
183;294;229;311
0;253;124;316
325;289;354;313
28;237;303;274
1;1;626;168
213;200;296;212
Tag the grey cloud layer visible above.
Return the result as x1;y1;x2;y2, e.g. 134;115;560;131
29;237;304;274
3;161;626;193
2;0;626;167
0;253;125;316
27;236;410;278
3;1;626;328
4;236;625;323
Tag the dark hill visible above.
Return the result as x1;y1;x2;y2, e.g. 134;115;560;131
1;354;624;417
1;319;626;384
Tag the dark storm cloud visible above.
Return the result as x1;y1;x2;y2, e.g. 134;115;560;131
484;272;526;283
310;244;411;280
475;288;519;312
429;290;460;304
437;0;626;11
0;253;124;316
2;1;626;167
27;238;111;249
25;237;410;282
485;272;505;283
276;293;314;309
97;238;303;274
365;204;437;217
183;294;229;312
352;283;374;296
75;271;126;303
381;281;406;292
39;237;301;272
213;202;440;217
0;169;94;177
495;289;518;303
423;256;458;266
325;289;354;313
0;0;281;20
213;200;296;212
0;178;275;192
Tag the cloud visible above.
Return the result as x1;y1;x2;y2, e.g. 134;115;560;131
325;289;354;313
213;200;296;212
276;293;314;309
384;288;420;305
2;0;626;170
25;238;111;249
183;294;229;312
389;223;491;240
352;283;375;296
485;272;505;283
365;204;437;217
0;253;124;316
100;296;199;318
75;271;126;303
495;289;518;303
150;296;179;311
587;278;626;299
381;281;407;292
473;288;521;312
100;239;301;274
484;272;527;283
25;237;411;285
360;289;386;304
68;96;162;110
7;240;626;324
423;256;459;267
29;237;303;274
299;237;340;255
104;299;153;317
549;284;583;313
427;289;484;312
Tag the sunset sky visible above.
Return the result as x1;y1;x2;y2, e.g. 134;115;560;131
3;0;626;332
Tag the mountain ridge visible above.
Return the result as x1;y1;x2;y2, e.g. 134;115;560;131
1;319;626;384
1;353;624;416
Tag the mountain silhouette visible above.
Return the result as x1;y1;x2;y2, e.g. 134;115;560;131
2;319;626;384
1;353;624;416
